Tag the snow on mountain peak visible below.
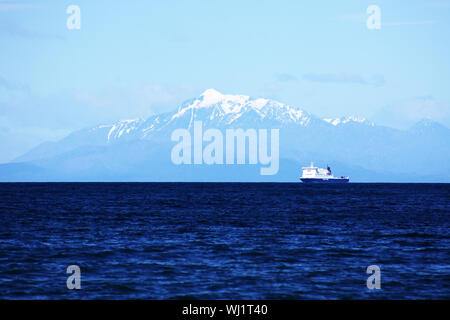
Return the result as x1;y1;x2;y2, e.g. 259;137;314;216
324;116;373;126
198;88;249;107
249;98;269;110
101;90;380;143
172;89;251;119
199;88;224;105
68;90;395;146
188;89;311;124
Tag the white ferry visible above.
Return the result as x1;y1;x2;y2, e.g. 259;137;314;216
300;162;349;183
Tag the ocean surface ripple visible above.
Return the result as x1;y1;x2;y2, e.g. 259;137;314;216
0;183;448;299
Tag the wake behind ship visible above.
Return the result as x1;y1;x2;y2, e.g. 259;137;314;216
300;162;349;183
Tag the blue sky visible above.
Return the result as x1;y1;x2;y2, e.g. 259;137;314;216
1;0;450;162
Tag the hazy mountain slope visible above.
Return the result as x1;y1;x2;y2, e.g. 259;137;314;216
4;89;450;182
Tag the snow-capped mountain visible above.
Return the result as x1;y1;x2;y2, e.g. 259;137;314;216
80;89;369;144
4;89;450;182
173;88;313;127
323;116;374;126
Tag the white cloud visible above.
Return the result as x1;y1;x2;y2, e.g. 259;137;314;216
0;1;38;11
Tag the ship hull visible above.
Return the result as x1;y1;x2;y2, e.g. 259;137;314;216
300;178;349;183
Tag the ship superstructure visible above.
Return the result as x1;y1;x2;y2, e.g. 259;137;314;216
300;162;349;183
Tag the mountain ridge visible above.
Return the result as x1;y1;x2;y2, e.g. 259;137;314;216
5;89;450;182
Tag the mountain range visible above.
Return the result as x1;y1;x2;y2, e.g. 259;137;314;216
1;88;449;182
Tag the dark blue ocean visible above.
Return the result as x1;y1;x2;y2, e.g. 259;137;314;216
0;183;448;299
